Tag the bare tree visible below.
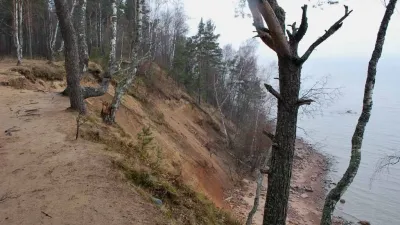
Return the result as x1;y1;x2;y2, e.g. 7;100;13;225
244;0;352;224
320;0;398;224
13;0;23;65
54;0;86;113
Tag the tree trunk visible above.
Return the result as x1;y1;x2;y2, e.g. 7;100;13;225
108;0;118;77
320;0;397;224
263;58;301;225
54;0;86;114
247;147;272;225
13;0;23;66
213;74;229;146
105;0;143;123
75;0;89;73
27;0;32;59
57;0;76;53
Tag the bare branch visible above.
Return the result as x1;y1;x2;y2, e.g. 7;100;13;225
300;5;352;63
264;83;282;101
294;5;308;42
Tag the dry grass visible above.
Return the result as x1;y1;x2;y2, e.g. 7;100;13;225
10;63;65;81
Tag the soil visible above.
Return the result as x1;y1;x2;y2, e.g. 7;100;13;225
0;87;163;225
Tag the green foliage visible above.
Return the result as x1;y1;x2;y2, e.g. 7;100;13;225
134;126;154;159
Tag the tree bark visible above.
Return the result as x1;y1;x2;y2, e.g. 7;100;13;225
57;0;76;53
75;0;89;73
54;0;86;114
263;58;301;225
320;0;397;224
13;0;23;66
105;0;144;123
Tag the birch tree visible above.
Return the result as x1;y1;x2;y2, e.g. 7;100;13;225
13;0;23;65
243;0;352;224
320;0;398;224
75;0;89;73
104;0;145;123
48;0;58;62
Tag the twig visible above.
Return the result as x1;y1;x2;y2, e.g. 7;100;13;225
41;211;52;218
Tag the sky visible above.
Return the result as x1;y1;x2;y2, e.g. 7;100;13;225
183;0;400;64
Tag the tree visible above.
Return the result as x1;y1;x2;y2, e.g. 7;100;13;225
320;0;398;224
244;0;352;224
104;0;145;123
13;0;23;65
54;0;86;113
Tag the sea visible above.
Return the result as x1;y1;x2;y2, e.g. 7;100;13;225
297;57;400;224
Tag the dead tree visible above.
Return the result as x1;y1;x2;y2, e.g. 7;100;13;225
245;0;352;224
320;0;398;224
13;0;23;65
54;0;86;113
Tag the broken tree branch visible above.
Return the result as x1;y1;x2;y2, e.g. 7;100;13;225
300;5;352;63
263;130;275;141
297;98;315;106
294;5;308;42
264;83;282;102
256;0;291;57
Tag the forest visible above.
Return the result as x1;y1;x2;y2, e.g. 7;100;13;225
0;0;398;225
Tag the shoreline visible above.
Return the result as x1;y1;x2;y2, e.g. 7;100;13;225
228;138;333;225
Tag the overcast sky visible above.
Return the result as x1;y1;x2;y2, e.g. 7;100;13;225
183;0;400;63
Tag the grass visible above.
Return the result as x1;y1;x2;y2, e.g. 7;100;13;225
10;63;65;81
79;115;240;225
114;160;241;225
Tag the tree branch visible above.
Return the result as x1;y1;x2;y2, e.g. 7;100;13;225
263;130;275;141
294;5;308;42
300;5;352;63
253;29;276;51
297;98;314;106
264;83;282;102
255;0;291;57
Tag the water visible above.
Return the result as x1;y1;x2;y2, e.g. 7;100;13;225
297;57;400;224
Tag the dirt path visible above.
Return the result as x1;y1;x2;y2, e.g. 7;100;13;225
0;87;163;225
